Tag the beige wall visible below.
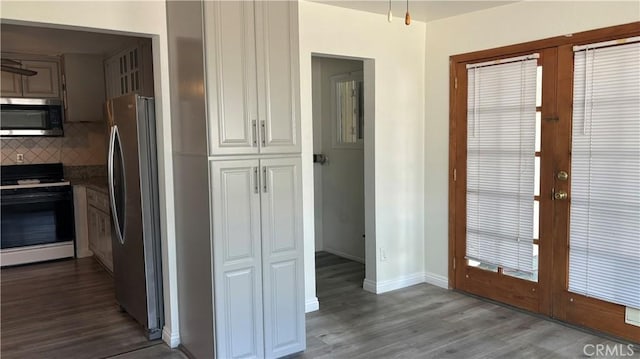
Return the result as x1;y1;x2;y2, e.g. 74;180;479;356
0;0;180;347
423;1;640;281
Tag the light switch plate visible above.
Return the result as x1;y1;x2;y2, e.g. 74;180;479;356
625;307;640;327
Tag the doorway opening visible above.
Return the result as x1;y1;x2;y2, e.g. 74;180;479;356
0;22;169;358
312;55;369;300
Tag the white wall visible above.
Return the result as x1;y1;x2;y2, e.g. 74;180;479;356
424;1;640;282
299;0;426;305
0;1;180;347
312;56;365;263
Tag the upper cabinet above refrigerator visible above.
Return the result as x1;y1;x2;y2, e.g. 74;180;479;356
104;42;154;100
204;1;301;156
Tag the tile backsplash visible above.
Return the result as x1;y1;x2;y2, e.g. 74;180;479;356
0;122;107;166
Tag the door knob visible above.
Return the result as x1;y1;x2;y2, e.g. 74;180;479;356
557;171;569;181
554;190;568;200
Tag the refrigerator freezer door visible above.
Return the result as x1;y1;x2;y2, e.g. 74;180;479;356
109;94;162;339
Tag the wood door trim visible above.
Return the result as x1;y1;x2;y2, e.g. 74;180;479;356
452;61;468;291
450;22;640;64
447;59;458;289
537;47;558;317
449;21;640;342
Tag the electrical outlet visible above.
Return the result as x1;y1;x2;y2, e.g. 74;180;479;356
16;153;24;163
379;248;387;262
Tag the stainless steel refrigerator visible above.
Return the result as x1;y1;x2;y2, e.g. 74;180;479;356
108;94;163;340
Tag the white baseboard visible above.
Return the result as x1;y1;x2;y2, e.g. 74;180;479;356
362;278;377;293
423;271;449;289
362;272;449;294
323;247;365;264
305;297;319;313
162;326;180;348
362;272;425;294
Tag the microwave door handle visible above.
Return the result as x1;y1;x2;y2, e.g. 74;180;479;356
108;125;125;245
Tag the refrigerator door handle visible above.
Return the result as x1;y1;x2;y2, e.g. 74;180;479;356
108;125;126;245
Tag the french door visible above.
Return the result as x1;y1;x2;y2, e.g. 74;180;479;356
450;23;640;343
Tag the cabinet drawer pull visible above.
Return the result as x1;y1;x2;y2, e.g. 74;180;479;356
261;120;266;147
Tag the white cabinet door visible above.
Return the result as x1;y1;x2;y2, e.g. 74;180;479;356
63;54;106;122
104;44;153;100
255;1;301;154
1;70;22;97
210;160;264;359
21;60;60;98
260;157;305;358
87;206;101;258
205;1;259;155
100;211;113;272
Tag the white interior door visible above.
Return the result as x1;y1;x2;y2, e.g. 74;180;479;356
210;159;264;359
322;71;365;262
260;157;305;358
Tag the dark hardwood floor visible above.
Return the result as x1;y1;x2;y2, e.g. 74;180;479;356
0;257;183;359
300;252;639;358
3;253;636;358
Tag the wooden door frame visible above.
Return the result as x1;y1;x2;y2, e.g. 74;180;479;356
449;21;640;341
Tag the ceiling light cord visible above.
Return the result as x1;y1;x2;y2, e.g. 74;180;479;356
387;0;393;22
405;0;411;25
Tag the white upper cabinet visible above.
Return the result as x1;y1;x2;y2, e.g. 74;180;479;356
205;1;259;155
21;60;61;98
104;42;154;100
1;58;61;99
1;71;22;97
205;1;300;156
255;1;301;154
63;54;106;122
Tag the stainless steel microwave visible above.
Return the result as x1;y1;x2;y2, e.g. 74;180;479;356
0;98;64;137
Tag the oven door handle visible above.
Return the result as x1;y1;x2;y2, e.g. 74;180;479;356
108;125;125;245
0;192;71;204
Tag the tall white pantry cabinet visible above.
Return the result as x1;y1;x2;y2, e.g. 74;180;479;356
167;1;304;359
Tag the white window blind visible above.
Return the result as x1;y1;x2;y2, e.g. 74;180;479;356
466;55;538;273
569;40;640;309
